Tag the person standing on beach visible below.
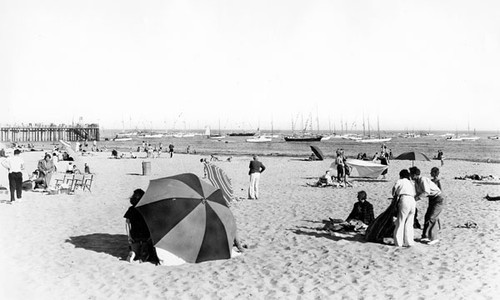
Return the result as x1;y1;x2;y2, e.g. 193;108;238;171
1;149;24;203
124;188;157;263
248;155;265;200
38;153;56;188
335;152;344;182
410;166;444;245
392;169;416;247
377;152;389;180
168;143;174;158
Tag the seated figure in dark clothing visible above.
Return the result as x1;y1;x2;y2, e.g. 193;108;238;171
324;191;375;233
124;189;158;263
346;190;375;227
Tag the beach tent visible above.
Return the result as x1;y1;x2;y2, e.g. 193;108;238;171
203;162;233;205
136;173;236;263
343;159;389;178
310;145;325;160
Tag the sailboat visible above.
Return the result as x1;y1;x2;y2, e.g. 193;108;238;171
114;117;138;141
461;126;480;141
246;135;272;143
246;128;272;143
447;123;480;141
284;114;323;142
206;121;225;140
357;115;391;143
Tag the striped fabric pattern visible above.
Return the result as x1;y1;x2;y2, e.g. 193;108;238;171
204;163;233;205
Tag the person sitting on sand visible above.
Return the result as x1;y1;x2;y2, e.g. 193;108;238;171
346;191;375;226
315;170;334;187
84;163;91;174
111;149;119;158
22;170;45;191
124;189;158;263
66;162;75;173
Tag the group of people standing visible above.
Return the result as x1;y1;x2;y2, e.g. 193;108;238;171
334;149;352;187
366;166;444;246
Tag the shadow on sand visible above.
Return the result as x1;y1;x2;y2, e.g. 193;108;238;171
66;233;129;260
290;226;366;243
351;178;388;183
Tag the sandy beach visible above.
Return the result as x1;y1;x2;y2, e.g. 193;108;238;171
0;150;499;299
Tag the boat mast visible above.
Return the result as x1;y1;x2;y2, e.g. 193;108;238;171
362;111;366;137
377;115;380;139
316;106;320;134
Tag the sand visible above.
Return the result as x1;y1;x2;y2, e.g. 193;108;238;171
0;151;499;299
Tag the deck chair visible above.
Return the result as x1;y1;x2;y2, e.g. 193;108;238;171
72;174;85;191
63;174;76;191
53;174;66;189
81;174;94;192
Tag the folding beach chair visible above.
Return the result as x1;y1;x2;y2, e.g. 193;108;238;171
81;174;94;192
72;174;85;191
53;173;66;189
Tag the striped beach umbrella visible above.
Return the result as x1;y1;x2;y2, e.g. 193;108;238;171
136;173;236;263
203;162;233;205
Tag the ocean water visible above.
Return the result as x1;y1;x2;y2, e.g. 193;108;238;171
100;130;500;163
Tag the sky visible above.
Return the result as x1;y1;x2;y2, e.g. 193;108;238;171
1;0;499;132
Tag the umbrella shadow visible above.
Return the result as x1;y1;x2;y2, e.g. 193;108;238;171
289;158;316;162
66;233;129;260
289;226;366;243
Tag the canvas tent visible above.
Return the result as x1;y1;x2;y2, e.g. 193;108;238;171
344;159;388;178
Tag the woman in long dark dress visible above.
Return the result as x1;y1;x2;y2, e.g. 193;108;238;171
365;198;398;243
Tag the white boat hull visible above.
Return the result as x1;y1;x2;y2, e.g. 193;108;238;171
113;137;132;142
357;138;392;143
246;137;272;143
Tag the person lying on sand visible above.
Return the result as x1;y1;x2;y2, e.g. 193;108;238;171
306;170;341;188
485;194;500;201
455;174;497;181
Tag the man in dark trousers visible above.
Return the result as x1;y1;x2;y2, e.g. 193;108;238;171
248;155;266;199
1;149;24;203
168;143;174;158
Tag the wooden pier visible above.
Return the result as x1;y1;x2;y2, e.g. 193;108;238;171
0;124;100;142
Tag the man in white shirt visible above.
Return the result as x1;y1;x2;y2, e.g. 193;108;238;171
1;149;25;203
